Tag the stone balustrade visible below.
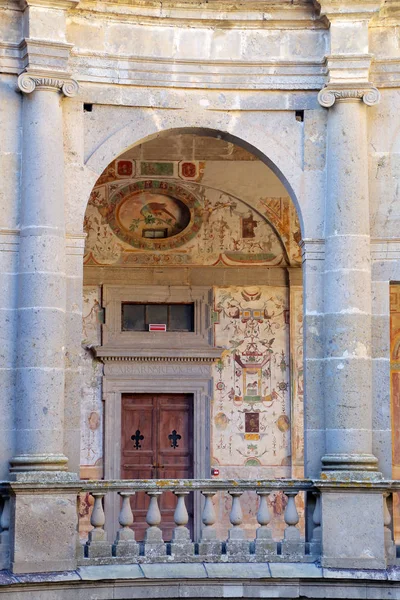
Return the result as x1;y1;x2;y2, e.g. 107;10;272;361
78;479;319;564
0;480;398;574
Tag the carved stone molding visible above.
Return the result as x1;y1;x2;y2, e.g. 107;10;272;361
318;86;380;107
17;73;79;97
100;355;218;363
103;360;213;378
315;0;382;21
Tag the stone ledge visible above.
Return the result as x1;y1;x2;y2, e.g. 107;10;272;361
2;563;400;585
1;564;400;599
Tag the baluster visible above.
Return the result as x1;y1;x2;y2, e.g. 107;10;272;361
383;492;396;562
281;490;305;561
170;491;194;558
198;491;221;559
144;491;166;557
112;492;138;558
309;492;322;556
0;496;10;569
85;492;112;558
226;491;249;559
254;491;276;559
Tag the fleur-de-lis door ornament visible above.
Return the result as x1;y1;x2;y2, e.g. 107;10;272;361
168;429;182;448
131;429;144;450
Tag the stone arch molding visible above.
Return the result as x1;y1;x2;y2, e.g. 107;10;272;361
81;108;307;236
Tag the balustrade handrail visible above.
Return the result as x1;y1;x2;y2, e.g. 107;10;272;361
81;478;315;494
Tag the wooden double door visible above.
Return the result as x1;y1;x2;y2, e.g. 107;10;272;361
121;393;193;541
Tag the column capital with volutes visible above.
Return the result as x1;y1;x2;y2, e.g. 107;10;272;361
18;72;79;97
318;85;381;108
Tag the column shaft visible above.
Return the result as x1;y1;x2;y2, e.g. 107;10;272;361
12;87;68;472
322;98;378;475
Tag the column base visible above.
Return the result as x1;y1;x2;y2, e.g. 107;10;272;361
10;453;69;473
321;453;381;481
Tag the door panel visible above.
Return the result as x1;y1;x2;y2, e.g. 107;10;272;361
121;393;193;541
157;395;193;538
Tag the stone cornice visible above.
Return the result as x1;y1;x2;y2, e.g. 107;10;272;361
379;0;400;18
72;0;326;29
19;0;79;9
318;84;380;107
94;347;223;363
315;0;381;20
18;72;79;96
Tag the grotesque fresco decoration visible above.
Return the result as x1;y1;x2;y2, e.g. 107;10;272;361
212;286;290;470
391;285;400;541
83;160;301;268
210;285;305;540
80;286;103;477
290;287;304;476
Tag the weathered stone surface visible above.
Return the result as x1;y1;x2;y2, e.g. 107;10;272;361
79;564;143;580
140;563;207;579
321;491;386;570
204;563;271;579
11;492;79;574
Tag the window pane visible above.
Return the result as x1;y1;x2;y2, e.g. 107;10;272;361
122;304;145;331
146;304;168;327
169;304;194;332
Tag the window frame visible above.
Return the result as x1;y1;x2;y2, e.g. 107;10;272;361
121;302;195;333
100;285;215;353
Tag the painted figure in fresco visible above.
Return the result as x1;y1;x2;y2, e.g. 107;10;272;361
140;201;178;223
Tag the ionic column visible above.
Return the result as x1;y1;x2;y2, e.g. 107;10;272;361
10;74;79;475
318;86;381;478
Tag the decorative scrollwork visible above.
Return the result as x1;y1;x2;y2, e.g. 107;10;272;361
17;73;79;98
317;89;336;108
17;74;36;94
362;87;381;106
62;79;80;98
318;86;380;108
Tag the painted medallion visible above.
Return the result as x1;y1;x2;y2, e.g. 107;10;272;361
105;180;202;251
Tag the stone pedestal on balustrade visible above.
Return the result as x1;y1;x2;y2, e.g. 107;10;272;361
198;527;222;560
320;486;386;569
254;526;277;559
280;526;305;561
169;526;194;559
226;527;250;561
144;526;167;558
10;481;81;574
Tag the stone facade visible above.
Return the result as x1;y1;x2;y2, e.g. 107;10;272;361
1;0;400;595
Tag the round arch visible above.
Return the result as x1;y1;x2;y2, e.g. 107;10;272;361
79;115;306;237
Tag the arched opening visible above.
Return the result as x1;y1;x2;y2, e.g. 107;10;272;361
78;131;303;542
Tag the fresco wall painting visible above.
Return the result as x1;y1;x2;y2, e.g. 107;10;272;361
391;285;400;541
290;286;304;478
83;160;301;268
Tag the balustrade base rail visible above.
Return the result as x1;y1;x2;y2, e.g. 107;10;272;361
77;546;319;566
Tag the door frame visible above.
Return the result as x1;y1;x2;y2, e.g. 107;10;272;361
102;360;213;541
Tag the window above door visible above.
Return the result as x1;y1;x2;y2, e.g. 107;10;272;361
96;285;220;361
122;303;194;332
